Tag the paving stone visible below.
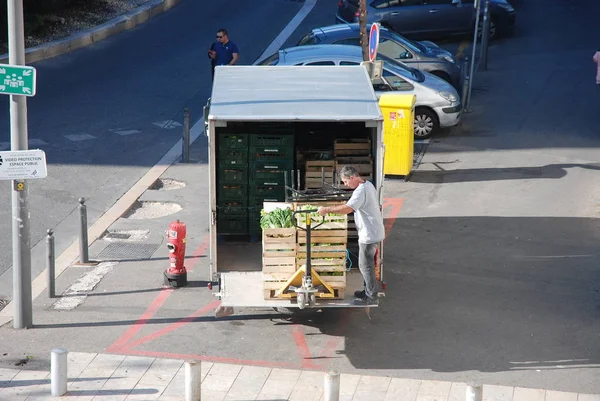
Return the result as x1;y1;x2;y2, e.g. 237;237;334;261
385;377;421;401
416;380;452;401
545;390;578;401
483;384;514;401
513;387;544;401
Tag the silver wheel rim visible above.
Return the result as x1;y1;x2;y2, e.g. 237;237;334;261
478;20;496;39
414;114;434;137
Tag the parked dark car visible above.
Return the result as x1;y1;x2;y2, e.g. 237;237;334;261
336;0;516;41
297;23;461;87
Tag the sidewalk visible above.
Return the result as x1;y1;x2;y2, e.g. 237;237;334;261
0;352;597;401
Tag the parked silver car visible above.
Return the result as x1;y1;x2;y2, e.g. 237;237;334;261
298;23;461;87
257;45;462;139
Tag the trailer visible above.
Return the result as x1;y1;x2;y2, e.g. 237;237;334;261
205;66;386;315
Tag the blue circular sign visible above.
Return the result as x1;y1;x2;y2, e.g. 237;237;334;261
368;23;380;62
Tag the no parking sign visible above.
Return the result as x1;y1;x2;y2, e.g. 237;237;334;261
368;23;380;62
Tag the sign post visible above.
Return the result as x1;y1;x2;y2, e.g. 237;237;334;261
6;0;38;329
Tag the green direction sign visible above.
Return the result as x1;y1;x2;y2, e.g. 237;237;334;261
0;64;36;96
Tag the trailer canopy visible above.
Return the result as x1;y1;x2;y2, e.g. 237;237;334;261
209;66;384;122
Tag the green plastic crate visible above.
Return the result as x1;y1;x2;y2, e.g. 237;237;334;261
218;149;248;166
249;146;293;161
217;203;248;214
251;160;293;172
219;168;247;184
249;185;286;202
250;169;286;186
218;184;247;202
219;134;248;150
218;214;248;234
250;134;294;148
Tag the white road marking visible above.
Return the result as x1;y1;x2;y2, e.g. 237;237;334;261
153;120;182;129
52;261;118;310
65;134;97;141
514;255;595;260
113;129;142;136
254;0;318;64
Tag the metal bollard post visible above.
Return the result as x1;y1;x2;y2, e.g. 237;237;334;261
184;360;201;401
324;371;340;401
480;0;491;71
466;384;483;401
182;108;191;163
47;229;55;298
51;348;68;396
78;198;89;264
461;56;471;112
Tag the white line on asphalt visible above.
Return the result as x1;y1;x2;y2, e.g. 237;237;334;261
65;134;97;141
113;130;142;136
254;0;318;64
153;120;182;129
53;262;118;310
29;138;49;147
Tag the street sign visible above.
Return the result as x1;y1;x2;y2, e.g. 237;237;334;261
368;23;380;62
0;64;36;96
0;149;47;180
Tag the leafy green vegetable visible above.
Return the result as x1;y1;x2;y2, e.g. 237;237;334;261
260;207;293;229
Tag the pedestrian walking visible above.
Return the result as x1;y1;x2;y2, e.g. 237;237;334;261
317;165;385;305
208;29;239;79
594;49;600;85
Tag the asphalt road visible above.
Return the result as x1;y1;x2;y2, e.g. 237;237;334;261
1;0;600;395
0;0;317;297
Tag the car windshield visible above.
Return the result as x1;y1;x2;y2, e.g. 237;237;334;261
257;52;279;66
378;53;424;82
384;29;425;53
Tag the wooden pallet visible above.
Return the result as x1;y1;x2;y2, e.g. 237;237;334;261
334;139;371;157
305;160;337;189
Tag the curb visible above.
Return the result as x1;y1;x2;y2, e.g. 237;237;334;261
0;0;182;64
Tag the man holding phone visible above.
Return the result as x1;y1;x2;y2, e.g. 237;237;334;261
208;29;239;79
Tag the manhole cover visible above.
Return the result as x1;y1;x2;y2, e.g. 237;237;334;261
150;178;186;191
105;233;131;240
122;201;182;220
102;229;150;241
97;243;161;260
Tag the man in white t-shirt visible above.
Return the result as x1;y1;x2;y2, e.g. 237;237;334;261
317;165;385;305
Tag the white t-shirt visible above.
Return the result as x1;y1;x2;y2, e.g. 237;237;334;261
346;181;385;244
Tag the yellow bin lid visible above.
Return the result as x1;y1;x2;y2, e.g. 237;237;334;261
378;93;416;108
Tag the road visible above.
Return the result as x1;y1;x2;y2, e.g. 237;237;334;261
1;0;600;395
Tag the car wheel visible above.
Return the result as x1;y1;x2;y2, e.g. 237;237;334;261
414;108;439;140
430;71;452;84
477;18;497;40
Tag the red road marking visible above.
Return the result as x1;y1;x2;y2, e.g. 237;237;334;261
125;300;221;349
184;235;210;272
106;287;174;353
291;325;319;369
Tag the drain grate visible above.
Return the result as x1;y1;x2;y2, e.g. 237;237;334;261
0;297;8;313
97;243;161;260
104;233;131;240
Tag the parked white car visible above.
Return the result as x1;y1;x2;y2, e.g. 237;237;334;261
257;44;462;139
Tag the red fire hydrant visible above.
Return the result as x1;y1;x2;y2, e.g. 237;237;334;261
164;220;187;287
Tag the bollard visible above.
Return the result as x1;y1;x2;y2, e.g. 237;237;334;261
479;0;491;71
461;56;471;112
466;384;483;401
47;229;55;298
184;360;201;401
78;198;89;264
51;348;68;396
324;371;340;401
182;107;191;163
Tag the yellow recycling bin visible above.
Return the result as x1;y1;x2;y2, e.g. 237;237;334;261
379;93;416;176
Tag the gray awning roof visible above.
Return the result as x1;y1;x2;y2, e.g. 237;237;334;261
209;66;383;122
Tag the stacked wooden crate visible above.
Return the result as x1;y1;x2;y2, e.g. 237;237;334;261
304;160;336;189
262;226;297;299
294;203;348;299
334;139;373;185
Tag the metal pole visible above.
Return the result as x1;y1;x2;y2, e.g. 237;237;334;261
51;348;68;396
461;56;471;108
480;0;491;71
78;198;89;264
184;360;201;401
47;229;55;298
9;0;32;329
466;384;483;401
466;0;481;111
182;108;191;163
324;371;340;401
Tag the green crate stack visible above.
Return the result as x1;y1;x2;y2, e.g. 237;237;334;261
248;134;294;234
217;134;249;234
